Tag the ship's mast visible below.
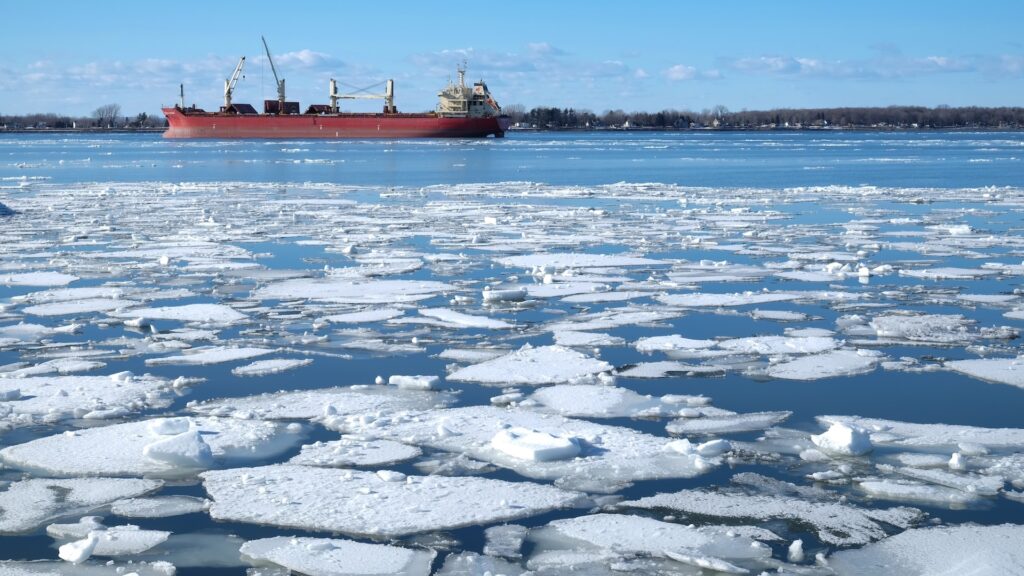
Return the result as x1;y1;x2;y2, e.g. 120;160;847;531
223;56;246;109
179;84;185;109
261;36;286;113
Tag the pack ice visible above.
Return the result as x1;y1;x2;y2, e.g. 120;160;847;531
201;464;583;537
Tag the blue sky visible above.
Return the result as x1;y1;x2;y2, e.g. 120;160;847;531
2;0;1023;116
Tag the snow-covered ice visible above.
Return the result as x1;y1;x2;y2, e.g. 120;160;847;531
240;536;434;576
202;464;583;537
448;345;612;386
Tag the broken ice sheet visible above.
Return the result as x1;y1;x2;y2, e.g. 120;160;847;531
110;495;210;518
111;303;247;325
447;344;612;386
0;372;179;428
828;524;1024;576
189;385;452;420
334;405;720;492
0;561;177;575
667;410;793;435
618;473;921;546
765;349;883;380
231;358;313;377
945;356;1024;390
0;416;305;478
522;384;706;419
201;464;584;537
241;536;435;576
0;477;161;533
253;277;452;304
144;346;274;366
526;513;777;574
288;436;422;468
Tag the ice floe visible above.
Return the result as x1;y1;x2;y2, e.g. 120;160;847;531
190;385;451;420
0;417;305;478
0;477;160;533
448;345;612;386
288;437;422;468
619;473;920;546
241;536;434;576
945;356;1024;389
231;358;313;377
828;524;1024;575
335;405;720;492
202;464;583;537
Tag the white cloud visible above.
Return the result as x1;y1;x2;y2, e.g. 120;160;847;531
665;64;696;80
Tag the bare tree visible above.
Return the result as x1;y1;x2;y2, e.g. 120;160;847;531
92;104;121;127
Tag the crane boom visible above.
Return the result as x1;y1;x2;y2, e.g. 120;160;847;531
261;35;286;112
223;56;246;110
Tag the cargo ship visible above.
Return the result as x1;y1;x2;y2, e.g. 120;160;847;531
163;37;509;139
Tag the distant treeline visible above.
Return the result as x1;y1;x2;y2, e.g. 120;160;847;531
504;105;1024;130
0;104;166;130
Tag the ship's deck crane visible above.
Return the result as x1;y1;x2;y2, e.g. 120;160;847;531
329;79;396;114
262;36;286;113
223;56;246;110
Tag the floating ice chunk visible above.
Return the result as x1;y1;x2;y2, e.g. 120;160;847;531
288;437;421;468
866;313;976;344
718;335;840;355
0;374;177;428
0;560;176;574
749;309;808;321
0;322;62;342
552;330;625;347
436;552;528;576
945;356;1024;389
658;292;802;307
484;524;528;560
142;429;215;469
561;290;649;304
616;361;723;378
46;517;106;540
812;422;874;456
336;405;719;493
766;349;881;380
231;358;313;377
788;539;804;563
900;267;999;280
24;298;141;317
498;253;664;270
528;514;772;571
321;307;405;323
448;345;612;386
111;496;209;518
241;536;434;576
667;411;792;435
388;374;440;390
190;385;450;420
147;417;190;436
437;348;511;363
89;525;171;557
816;415;1024;451
482;287;527;303
59;533;99;563
418;307;512;329
0;478;160;534
0;417;304;478
1;271;78;287
857;479;981;507
526;384;686;418
491;428;581;462
828;524;1024;576
619;474;921;546
145;346;274;366
635;335;716;354
202;464;582;537
897;466;1005;497
254;278;452;304
113;303;247;324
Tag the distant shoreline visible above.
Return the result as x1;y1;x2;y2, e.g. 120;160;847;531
1;126;1023;135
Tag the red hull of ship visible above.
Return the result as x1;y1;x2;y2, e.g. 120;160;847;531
162;107;507;139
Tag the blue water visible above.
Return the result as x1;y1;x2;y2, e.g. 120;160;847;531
0;131;1023;573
